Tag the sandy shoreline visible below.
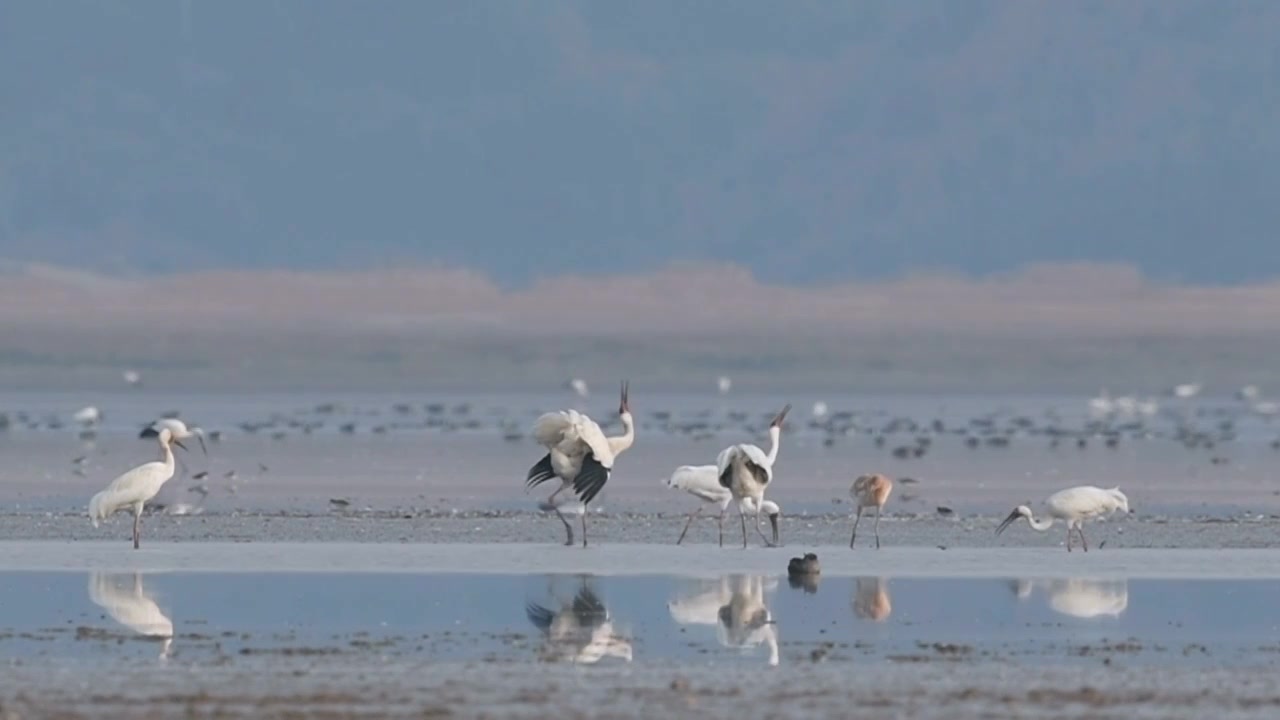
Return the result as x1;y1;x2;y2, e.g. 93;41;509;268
2;541;1279;579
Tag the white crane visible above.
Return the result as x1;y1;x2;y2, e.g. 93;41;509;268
849;473;894;549
525;382;635;546
140;418;208;456
88;572;174;658
717;375;732;394
525;582;632;663
664;465;780;546
73;406;102;426
88;427;187;549
995;485;1132;552
716;404;789;548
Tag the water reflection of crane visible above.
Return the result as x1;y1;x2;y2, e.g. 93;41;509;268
668;575;779;666
852;577;892;622
1011;578;1128;618
87;572;174;658
525;578;632;664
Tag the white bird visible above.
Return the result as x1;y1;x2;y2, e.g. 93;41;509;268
995;485;1132;552
88;572;174;657
715;404;789;548
73;406;102;426
526;382;635;546
715;575;779;666
568;378;590;398
122;369;142;387
811;400;828;419
89;427;188;549
1237;385;1261;402
849;473;894;550
664;465;780;546
717;375;732;395
1088;390;1114;418
1012;578;1128;619
525;582;632;663
140;418;208;456
1171;383;1202;399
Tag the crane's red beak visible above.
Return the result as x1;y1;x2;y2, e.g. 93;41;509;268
619;380;630;414
771;404;791;429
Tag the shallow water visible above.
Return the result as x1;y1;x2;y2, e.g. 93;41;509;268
3;568;1279;669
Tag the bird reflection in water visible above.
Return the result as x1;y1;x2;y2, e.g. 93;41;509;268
525;577;632;664
1010;578;1128;619
852;577;892;622
668;575;779;666
87;572;174;658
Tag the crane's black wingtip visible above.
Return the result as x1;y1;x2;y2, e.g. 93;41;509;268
526;453;556;489
572;453;610;505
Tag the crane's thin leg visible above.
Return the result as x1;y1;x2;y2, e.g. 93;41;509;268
1078;525;1089;552
676;506;703;545
581;512;589;548
1065;524;1073;552
740;510;748;549
132;510;141;550
753;508;771;547
718;509;726;547
873;506;883;550
850;507;863;549
556;509;574;546
547;486;574;546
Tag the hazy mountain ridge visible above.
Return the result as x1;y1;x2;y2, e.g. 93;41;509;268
2;260;1278;338
2;1;1278;283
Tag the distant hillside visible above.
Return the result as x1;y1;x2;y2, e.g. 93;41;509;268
1;262;1279;393
3;2;1279;284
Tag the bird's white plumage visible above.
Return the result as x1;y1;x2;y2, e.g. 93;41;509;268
667;465;729;504
533;409;616;478
89;449;177;526
1043;485;1129;521
996;484;1131;552
715;443;772;485
665;465;781;514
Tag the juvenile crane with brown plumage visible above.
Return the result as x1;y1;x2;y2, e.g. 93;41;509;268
849;473;894;549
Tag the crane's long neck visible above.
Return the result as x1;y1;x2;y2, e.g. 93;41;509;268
1026;513;1055;532
609;412;635;454
764;426;782;465
159;442;175;475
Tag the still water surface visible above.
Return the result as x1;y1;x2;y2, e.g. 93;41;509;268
1;571;1276;668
